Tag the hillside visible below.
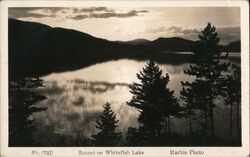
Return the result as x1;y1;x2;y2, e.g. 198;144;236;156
125;39;151;45
9;19;240;79
222;41;241;52
9;19;139;79
148;37;196;52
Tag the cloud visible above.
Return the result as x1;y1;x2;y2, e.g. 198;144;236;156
146;26;240;45
182;28;200;35
9;7;149;20
146;26;199;35
9;7;63;19
71;9;149;20
73;7;113;13
71;15;88;20
216;26;240;44
167;26;183;33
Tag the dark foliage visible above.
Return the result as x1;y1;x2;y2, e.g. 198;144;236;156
181;23;232;139
126;60;180;145
92;102;122;146
9;78;47;146
221;65;241;144
8;20;242;147
222;41;241;52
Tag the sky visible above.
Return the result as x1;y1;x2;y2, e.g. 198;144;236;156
9;7;240;44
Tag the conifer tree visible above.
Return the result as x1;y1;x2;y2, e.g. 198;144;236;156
9;78;47;146
126;127;140;146
180;81;196;134
127;60;179;137
222;65;241;142
92;102;122;146
181;79;211;135
182;23;229;138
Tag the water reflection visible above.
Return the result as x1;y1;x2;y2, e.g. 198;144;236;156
33;58;239;141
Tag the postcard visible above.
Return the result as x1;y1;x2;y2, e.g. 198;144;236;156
0;0;249;157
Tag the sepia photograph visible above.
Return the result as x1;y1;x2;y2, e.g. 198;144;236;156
0;0;249;157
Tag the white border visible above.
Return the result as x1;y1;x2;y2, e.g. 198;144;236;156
0;1;249;157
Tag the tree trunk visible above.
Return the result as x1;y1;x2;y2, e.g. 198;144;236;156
229;103;233;141
208;65;214;138
236;103;241;143
189;114;192;134
204;110;207;136
167;115;171;136
210;106;214;138
164;119;168;135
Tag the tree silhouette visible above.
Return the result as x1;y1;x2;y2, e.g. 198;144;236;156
126;127;141;146
182;23;229;138
181;79;212;137
180;81;197;134
9;78;47;146
127;59;179;141
193;23;222;59
92;102;122;146
221;65;241;143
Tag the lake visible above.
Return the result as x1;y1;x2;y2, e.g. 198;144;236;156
32;54;240;142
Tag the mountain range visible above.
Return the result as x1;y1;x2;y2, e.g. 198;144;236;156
9;19;241;79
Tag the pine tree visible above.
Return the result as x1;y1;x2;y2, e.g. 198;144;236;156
181;79;211;136
193;23;222;59
182;23;229;138
126;127;140;146
180;81;196;134
127;59;179;138
222;65;241;143
92;102;122;146
9;78;47;146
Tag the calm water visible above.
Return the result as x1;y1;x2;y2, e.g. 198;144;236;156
33;56;240;140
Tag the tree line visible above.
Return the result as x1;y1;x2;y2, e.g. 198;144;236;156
9;23;241;146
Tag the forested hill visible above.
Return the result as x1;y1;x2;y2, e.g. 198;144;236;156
9;19;240;79
9;19;139;79
222;41;241;52
9;19;197;58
